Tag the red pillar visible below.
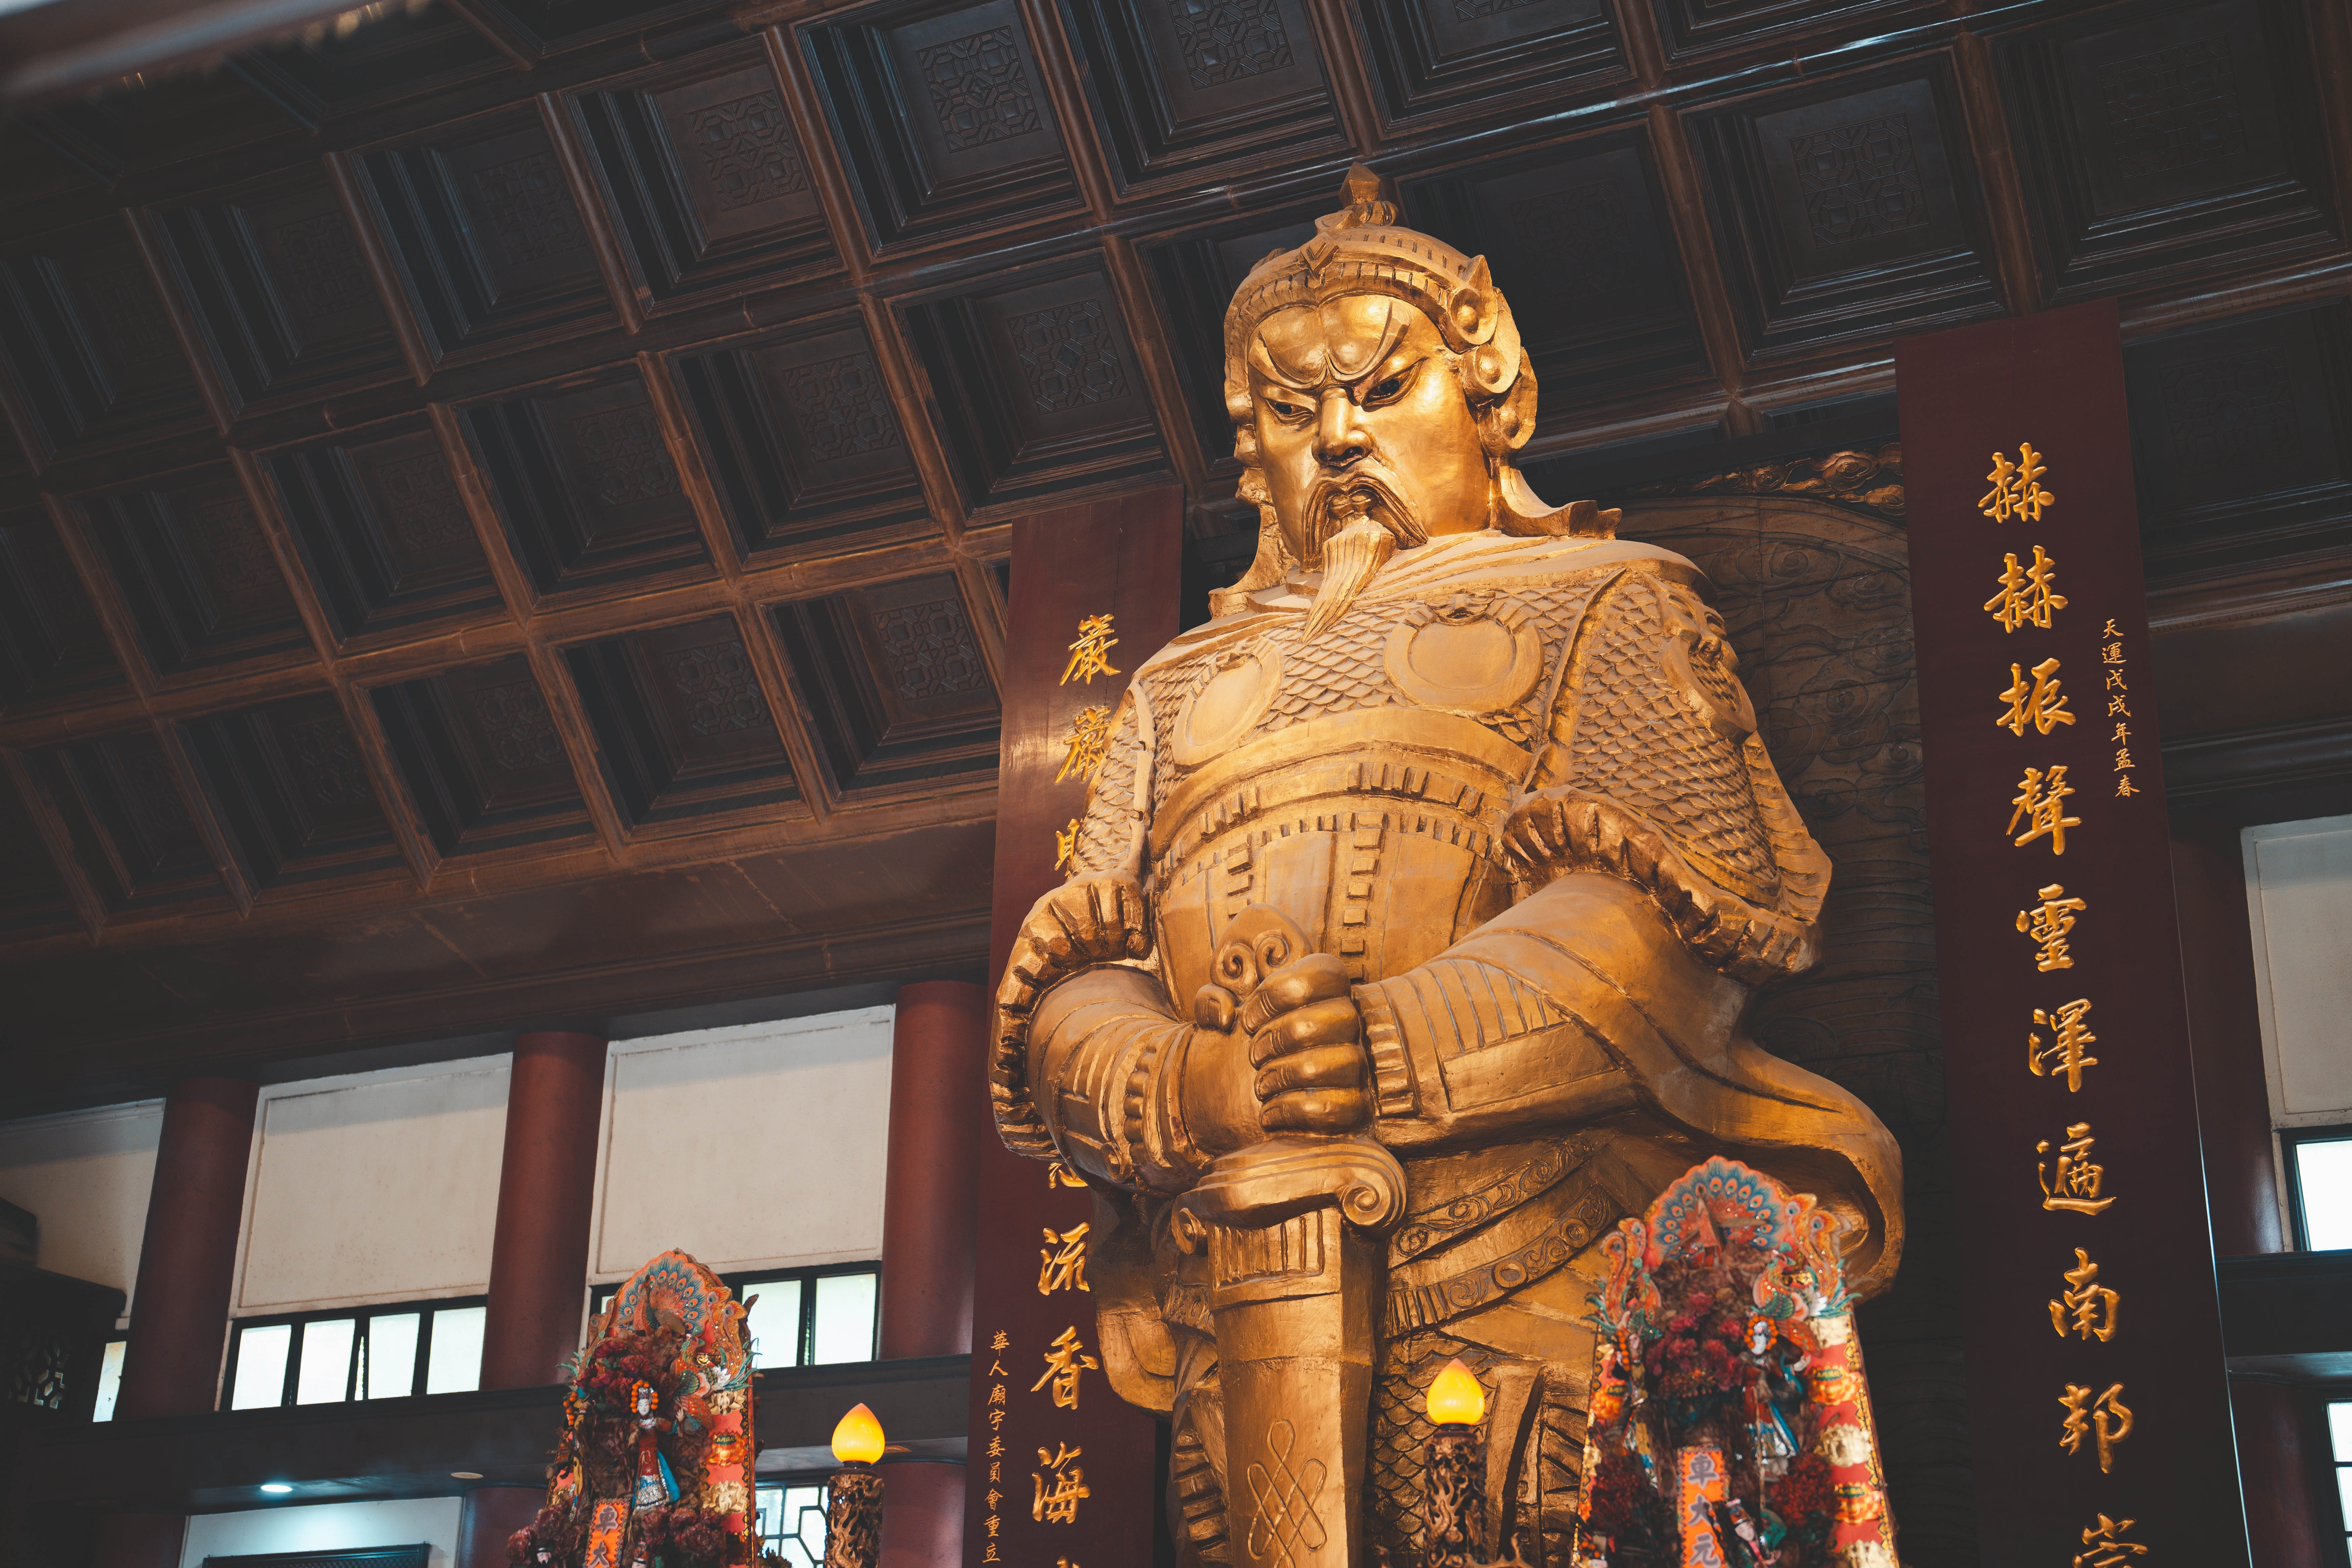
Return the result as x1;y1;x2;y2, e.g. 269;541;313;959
877;981;986;1567
98;1077;258;1568
480;1031;607;1389
2231;1379;2327;1567
456;1485;547;1568
116;1078;259;1419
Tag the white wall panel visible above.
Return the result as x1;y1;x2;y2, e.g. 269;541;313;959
0;1099;162;1317
592;1008;892;1279
2246;814;2352;1125
181;1496;462;1568
235;1057;511;1315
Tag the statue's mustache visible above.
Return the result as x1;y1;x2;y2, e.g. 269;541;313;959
1304;469;1424;560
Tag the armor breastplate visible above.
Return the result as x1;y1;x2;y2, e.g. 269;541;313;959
1148;708;1523;1005
1135;547;1619;1006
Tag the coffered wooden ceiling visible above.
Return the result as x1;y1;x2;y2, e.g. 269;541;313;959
0;0;2346;1100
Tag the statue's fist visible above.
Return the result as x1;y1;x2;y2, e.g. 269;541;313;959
1240;954;1370;1134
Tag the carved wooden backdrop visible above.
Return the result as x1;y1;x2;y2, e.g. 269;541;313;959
0;1;2344;1107
1617;475;1975;1562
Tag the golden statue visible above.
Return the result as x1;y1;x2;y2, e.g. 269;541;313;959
991;167;1903;1567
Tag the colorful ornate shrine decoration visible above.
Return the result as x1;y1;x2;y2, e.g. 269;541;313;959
512;1250;755;1568
1578;1158;1896;1568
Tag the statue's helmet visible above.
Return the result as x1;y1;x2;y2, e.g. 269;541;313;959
1214;166;1612;614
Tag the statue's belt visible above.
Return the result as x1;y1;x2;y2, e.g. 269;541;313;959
1383;1142;1624;1336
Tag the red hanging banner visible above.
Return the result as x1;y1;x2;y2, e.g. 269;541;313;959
965;489;1181;1568
1897;301;2249;1568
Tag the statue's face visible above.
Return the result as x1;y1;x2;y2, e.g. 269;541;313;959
1248;295;1489;566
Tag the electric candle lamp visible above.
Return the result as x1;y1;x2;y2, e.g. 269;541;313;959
823;1403;885;1568
1421;1360;1487;1568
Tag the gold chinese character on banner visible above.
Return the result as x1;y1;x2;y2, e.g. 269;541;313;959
1054;817;1081;873
1031;1326;1100;1409
2074;1516;2148;1568
2008;766;2081;853
2116;776;2139;797
1055;705;1114;785
1981;441;2055;523
1060;614;1121;685
1032;1443;1089;1525
2028;998;2099;1092
1038;1223;1090;1295
2059;1382;2134;1472
1984;545;2068;632
2039;1123;2116;1214
2050;1247;2122;1342
2016;883;2088;970
1046;1160;1087;1190
1997;657;2076;737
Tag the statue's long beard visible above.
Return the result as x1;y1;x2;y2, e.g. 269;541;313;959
1304;511;1395;641
1301;477;1417;640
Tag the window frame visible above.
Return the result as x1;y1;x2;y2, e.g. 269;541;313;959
2283;1123;2352;1252
587;1261;879;1369
216;1294;488;1412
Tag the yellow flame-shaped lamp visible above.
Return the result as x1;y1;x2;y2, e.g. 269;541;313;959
822;1404;885;1568
1421;1359;1504;1568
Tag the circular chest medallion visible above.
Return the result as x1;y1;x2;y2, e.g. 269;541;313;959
1172;641;1283;765
1384;596;1546;714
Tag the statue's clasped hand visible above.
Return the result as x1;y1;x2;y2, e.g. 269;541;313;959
1184;907;1370;1148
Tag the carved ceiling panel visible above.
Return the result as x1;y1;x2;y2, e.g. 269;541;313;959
801;0;1082;253
457;366;712;602
1997;0;2338;301
354;108;616;363
0;220;212;468
570;44;841;310
261;419;503;643
669;314;929;559
564;612;802;834
76;463;311;679
773;569;1001;796
0;508;121;713
1648;0;1945;65
1059;0;1345;193
152;164;404;417
370;651;596;856
1687;61;2005;361
903;261;1169;513
186;693;405;890
1352;0;1624;129
2121;297;2352;580
29;729;217;915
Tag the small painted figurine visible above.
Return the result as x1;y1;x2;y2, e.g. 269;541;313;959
630;1381;679;1510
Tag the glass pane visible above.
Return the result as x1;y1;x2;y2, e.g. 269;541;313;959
366;1313;421;1399
2329;1400;2352;1462
229;1323;293;1410
296;1318;356;1404
745;1279;803;1370
2338;1464;2352;1535
810;1273;877;1365
425;1306;486;1394
93;1340;126;1422
2296;1138;2352;1251
785;1482;828;1567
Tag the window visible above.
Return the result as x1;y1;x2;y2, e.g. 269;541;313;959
2285;1126;2352;1251
2332;1400;2352;1561
92;1338;126;1421
589;1264;878;1370
219;1297;487;1411
755;1480;831;1567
